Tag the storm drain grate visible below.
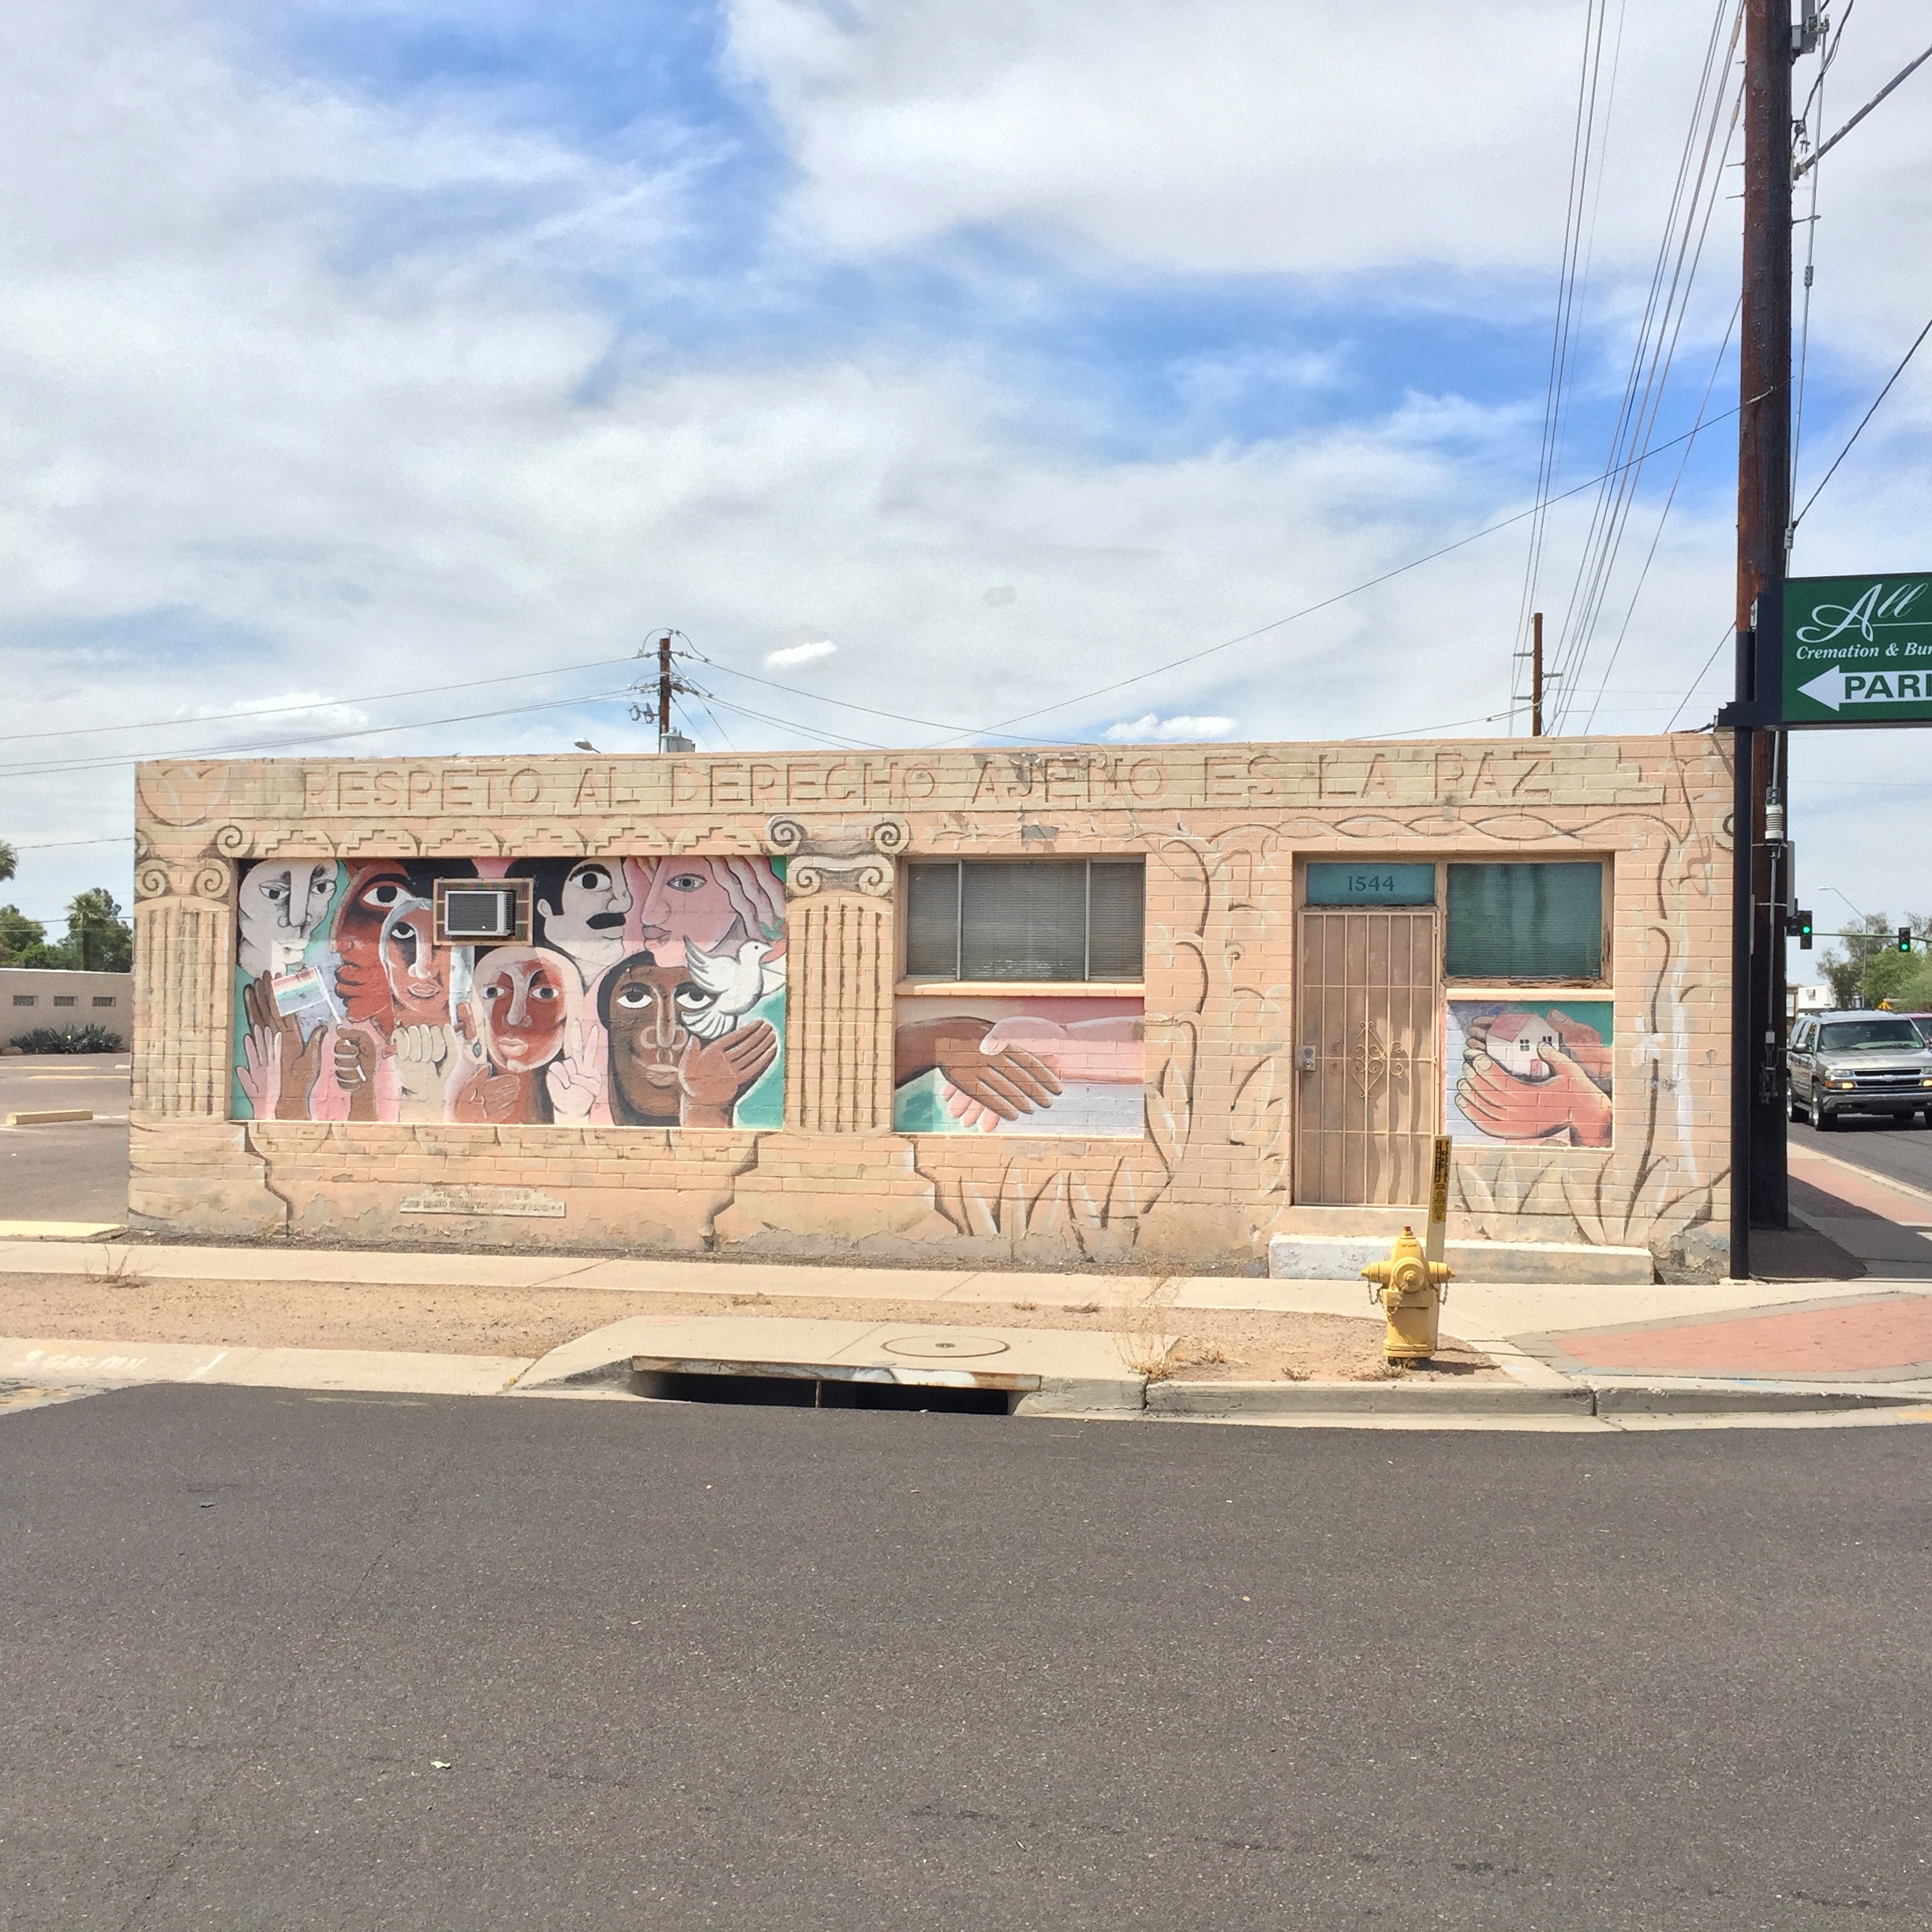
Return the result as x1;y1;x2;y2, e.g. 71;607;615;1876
633;1366;1015;1414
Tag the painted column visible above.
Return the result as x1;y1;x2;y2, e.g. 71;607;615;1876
767;814;904;1134
131;852;235;1118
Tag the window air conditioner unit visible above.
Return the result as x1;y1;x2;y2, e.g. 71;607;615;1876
434;881;530;945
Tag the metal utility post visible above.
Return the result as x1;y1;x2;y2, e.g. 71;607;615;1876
657;631;674;754
1730;0;1795;1277
1531;612;1544;737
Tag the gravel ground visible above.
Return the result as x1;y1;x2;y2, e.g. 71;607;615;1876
0;1271;1497;1380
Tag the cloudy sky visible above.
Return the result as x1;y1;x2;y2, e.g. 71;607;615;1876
2;0;1928;972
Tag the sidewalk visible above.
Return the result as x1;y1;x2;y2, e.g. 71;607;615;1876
6;1143;1932;1427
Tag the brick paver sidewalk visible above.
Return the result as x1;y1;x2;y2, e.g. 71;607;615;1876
1548;1294;1932;1380
1537;1151;1932;1382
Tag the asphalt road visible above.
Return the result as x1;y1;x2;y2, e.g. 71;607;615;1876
1792;1111;1932;1199
5;1386;1931;1930
0;1054;129;1221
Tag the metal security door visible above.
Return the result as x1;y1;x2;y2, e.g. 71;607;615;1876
1294;909;1440;1206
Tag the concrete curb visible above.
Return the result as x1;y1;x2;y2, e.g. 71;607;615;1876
1149;1379;1593;1418
6;1332;1926;1425
1588;1380;1926;1416
1146;1376;1929;1420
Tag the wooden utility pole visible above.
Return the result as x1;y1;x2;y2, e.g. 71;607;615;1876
657;631;674;752
1531;612;1544;737
1729;0;1794;1278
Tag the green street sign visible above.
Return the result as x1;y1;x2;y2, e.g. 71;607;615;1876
1782;573;1932;724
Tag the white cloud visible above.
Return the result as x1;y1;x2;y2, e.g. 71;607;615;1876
0;0;1924;938
764;636;838;668
1105;714;1234;743
725;0;1718;279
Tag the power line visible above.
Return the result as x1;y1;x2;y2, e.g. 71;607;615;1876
1790;310;1932;532
1663;620;1739;732
0;684;638;782
691;652;1079;745
0;653;641;747
9;836;133;853
1581;294;1741;729
1792;33;1932;178
1548;0;1743;729
942;395;1754;747
1514;0;1624;731
1789;0;1855;509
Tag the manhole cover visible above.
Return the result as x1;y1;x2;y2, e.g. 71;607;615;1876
879;1335;1010;1361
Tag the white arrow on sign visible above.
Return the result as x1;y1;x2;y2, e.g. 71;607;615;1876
1799;665;1847;710
1795;664;1932;713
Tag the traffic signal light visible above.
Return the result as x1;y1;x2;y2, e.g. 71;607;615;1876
1900;927;1914;954
1792;909;1813;950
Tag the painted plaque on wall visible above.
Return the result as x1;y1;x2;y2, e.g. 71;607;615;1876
230;856;787;1129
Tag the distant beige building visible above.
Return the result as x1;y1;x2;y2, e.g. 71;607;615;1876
129;737;1733;1274
2;968;133;1046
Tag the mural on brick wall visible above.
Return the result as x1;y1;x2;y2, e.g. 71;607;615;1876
892;996;1145;1135
230;856;786;1127
1447;999;1614;1148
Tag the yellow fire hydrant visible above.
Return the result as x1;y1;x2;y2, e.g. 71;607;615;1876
1361;1226;1453;1363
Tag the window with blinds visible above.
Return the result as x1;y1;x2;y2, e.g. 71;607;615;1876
1445;862;1605;980
904;859;1145;982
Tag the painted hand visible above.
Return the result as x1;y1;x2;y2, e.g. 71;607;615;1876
1546;1008;1612;1089
934;1034;1062;1122
331;1028;380;1123
238;1023;283;1118
473;1072;524;1124
546;1058;603;1122
1457;1050;1612;1148
680;1020;778;1128
242;972;328;1119
392;1022;452;1120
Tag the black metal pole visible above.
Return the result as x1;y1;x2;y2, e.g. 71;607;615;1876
1731;0;1794;1268
1730;721;1754;1280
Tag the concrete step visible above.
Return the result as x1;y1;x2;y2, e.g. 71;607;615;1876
1269;1233;1654;1286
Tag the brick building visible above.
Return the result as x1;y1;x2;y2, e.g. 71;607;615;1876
129;736;1733;1273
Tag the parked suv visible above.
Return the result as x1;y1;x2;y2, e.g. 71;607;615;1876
1786;1012;1932;1129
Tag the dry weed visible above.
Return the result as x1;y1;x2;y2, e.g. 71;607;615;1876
89;1245;148;1290
1114;1276;1181;1380
1172;1339;1229;1368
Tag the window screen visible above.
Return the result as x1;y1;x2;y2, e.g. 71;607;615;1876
1446;863;1604;980
904;859;1145;982
904;863;963;978
1087;862;1146;979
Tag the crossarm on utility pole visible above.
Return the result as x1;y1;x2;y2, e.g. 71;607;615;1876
1793;39;1932;178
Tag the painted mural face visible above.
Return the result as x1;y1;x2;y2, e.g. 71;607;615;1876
604;953;717;1121
537;860;632;976
332;864;411;1024
380;901;451;1028
238;861;337;978
471;946;570;1073
233;855;787;1130
636;857;783;968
